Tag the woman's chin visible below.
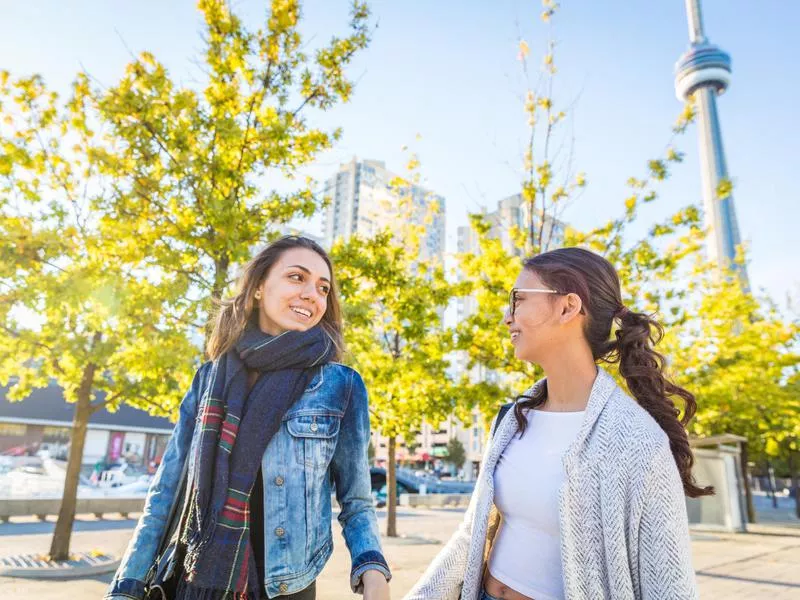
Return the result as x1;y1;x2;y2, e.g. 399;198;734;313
282;318;320;332
513;346;534;363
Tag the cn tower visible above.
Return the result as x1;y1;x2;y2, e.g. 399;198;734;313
674;0;748;285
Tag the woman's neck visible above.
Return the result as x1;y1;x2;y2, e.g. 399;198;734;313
539;349;598;412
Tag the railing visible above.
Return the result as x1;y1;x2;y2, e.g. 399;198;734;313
399;493;470;508
0;497;144;523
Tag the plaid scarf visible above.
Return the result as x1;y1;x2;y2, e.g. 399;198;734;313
179;324;334;599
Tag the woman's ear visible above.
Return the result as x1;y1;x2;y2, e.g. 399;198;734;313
561;292;584;323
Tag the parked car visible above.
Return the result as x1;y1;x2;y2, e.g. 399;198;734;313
374;481;414;508
1;445;36;457
369;467;474;507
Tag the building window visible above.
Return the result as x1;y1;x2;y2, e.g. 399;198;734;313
42;426;70;444
0;423;26;436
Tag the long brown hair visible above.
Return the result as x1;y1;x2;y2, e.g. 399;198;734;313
206;236;344;361
513;247;713;498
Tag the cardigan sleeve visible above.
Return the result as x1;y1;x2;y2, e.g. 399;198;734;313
402;414;499;600
637;441;699;600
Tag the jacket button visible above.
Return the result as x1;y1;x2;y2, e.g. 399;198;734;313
279;583;289;593
274;475;284;486
275;526;285;537
310;423;319;432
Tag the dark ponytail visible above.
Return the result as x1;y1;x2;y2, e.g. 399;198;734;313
514;248;713;498
614;309;713;498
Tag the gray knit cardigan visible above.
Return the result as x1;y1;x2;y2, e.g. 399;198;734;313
404;368;698;600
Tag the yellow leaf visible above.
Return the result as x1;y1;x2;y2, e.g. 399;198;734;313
518;40;530;61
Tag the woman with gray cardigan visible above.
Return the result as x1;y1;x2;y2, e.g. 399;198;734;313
406;248;712;600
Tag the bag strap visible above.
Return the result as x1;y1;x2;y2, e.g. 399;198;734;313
491;403;514;438
154;449;191;557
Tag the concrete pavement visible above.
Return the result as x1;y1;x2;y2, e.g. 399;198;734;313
1;507;799;599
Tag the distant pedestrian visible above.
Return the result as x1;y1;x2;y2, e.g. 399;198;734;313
90;459;105;486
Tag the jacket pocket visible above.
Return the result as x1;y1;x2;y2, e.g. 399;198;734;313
286;413;340;468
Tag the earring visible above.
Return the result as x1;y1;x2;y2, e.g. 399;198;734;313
254;291;262;300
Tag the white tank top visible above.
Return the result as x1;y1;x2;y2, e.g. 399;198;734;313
488;409;585;600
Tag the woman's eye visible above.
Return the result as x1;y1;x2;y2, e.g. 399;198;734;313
320;286;330;296
288;273;303;282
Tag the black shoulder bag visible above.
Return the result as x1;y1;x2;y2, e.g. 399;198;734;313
491;402;514;438
143;453;191;600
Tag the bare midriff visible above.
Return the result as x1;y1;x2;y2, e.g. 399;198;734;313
484;572;535;600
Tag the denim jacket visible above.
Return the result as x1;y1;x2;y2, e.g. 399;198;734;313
106;362;390;599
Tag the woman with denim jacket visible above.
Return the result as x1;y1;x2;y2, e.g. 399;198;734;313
106;236;391;600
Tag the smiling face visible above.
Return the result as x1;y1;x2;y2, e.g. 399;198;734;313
256;247;332;335
504;268;585;364
504;269;561;363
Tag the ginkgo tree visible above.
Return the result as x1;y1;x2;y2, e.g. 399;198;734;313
331;162;463;536
92;0;372;320
663;260;800;515
0;0;372;560
0;71;197;560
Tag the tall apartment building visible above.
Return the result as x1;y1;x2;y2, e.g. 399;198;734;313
456;193;565;262
370;412;486;477
322;158;455;471
445;193;568;477
456;193;565;324
321;158;445;263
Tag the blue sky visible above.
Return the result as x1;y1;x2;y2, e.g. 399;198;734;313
2;0;797;303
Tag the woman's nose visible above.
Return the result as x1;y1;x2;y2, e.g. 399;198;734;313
301;284;320;303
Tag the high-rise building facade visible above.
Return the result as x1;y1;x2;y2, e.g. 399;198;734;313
324;159;451;472
322;158;445;263
456;193;566;324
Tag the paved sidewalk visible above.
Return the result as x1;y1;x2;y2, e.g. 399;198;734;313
1;508;799;599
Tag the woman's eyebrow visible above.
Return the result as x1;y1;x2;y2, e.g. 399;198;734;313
286;264;331;284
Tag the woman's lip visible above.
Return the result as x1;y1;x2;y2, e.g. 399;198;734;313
290;308;312;320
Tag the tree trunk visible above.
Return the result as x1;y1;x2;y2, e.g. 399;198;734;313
212;256;230;302
386;436;397;537
49;361;98;560
740;440;756;523
204;255;230;355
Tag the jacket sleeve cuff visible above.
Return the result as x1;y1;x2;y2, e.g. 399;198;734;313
350;550;392;593
104;577;147;600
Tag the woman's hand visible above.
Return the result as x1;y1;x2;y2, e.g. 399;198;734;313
362;569;390;600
